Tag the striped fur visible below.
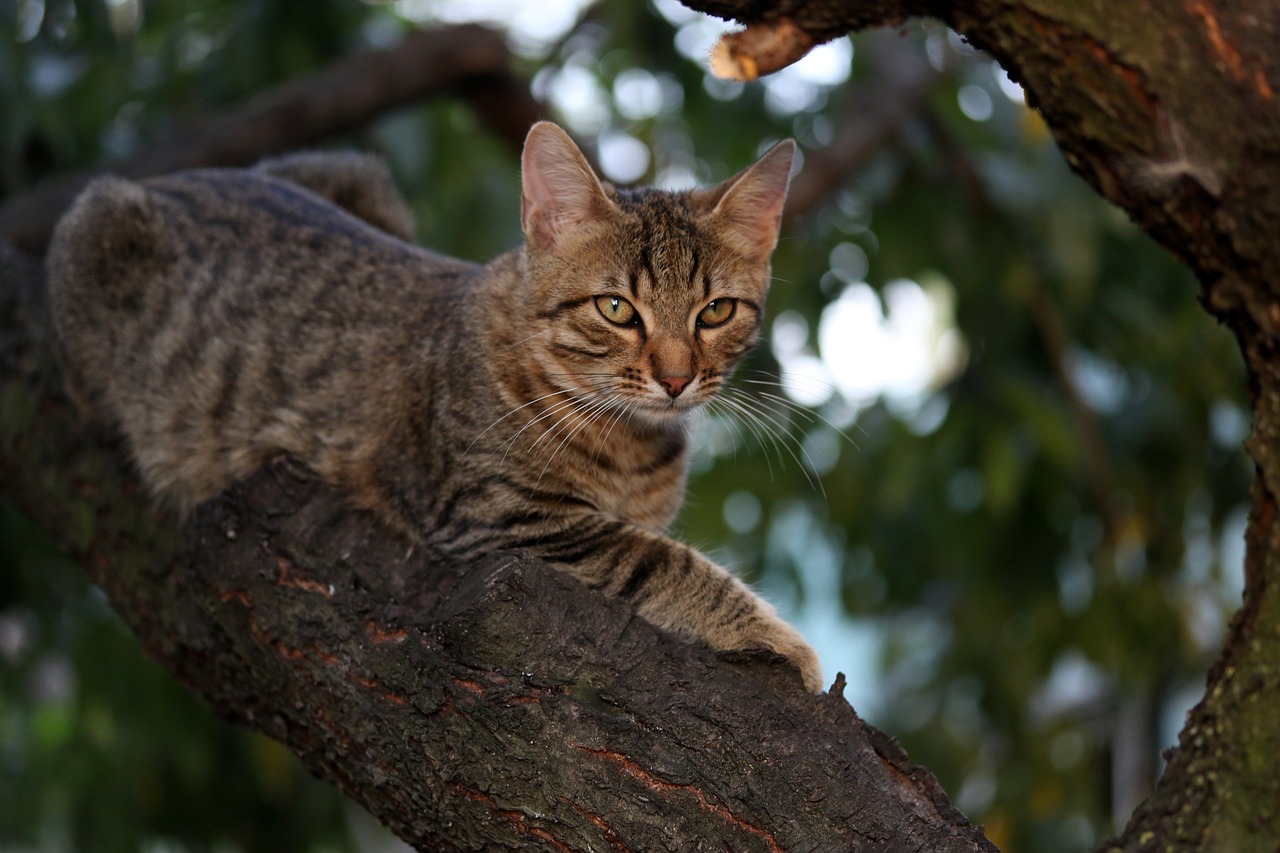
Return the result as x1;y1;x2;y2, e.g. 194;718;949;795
46;122;822;692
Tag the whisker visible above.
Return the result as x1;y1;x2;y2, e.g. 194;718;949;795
752;390;862;449
738;369;840;396
735;372;866;444
502;391;604;463
591;395;636;466
708;395;785;484
522;376;616;448
717;390;824;495
500;328;552;351
700;400;759;473
467;386;581;453
535;392;624;487
530;393;612;457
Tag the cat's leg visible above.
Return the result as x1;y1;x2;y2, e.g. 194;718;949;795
503;517;824;693
254;151;416;241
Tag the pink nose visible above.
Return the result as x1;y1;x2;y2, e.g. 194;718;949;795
658;374;691;397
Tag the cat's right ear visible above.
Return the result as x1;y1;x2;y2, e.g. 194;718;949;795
521;122;612;253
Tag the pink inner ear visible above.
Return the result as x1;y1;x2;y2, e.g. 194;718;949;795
521;123;610;253
711;140;795;263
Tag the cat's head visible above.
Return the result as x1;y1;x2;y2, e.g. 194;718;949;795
519;121;793;426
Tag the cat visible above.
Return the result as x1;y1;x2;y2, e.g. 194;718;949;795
46;122;823;693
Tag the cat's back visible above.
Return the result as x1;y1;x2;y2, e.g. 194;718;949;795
51;165;468;309
46;162;479;509
49;166;470;403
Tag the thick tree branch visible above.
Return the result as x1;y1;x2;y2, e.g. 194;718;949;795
0;24;542;255
683;3;1280;285
0;246;995;851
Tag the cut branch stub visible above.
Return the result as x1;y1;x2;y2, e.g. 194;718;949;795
709;18;816;81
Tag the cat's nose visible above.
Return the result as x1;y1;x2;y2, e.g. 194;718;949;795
658;374;691;398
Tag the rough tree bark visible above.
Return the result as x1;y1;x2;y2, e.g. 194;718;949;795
3;0;1277;849
682;0;1280;850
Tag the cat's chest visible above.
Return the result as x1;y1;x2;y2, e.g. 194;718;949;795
578;432;689;531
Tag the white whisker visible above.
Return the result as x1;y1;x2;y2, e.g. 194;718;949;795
500;328;552;351
710;394;789;483
702;399;763;474
737;372;866;444
467;386;581;453
591;395;636;466
726;391;825;496
534;391;624;487
502;391;602;463
752;390;862;449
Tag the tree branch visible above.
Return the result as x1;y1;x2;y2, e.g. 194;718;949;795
0;245;995;851
0;24;543;255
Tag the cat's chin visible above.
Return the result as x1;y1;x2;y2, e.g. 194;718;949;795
629;399;699;429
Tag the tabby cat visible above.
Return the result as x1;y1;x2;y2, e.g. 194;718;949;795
46;122;823;693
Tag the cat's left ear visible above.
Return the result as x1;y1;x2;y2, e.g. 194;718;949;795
521;122;614;254
708;140;796;264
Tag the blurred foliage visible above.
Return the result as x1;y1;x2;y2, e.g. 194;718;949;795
0;1;1250;852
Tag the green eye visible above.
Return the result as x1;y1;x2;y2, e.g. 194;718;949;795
697;298;737;328
595;295;638;326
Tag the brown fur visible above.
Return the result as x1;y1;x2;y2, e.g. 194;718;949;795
46;123;823;692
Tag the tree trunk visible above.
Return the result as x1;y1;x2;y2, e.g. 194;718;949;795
680;0;1280;850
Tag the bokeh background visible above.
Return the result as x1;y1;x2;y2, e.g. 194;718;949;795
0;1;1251;851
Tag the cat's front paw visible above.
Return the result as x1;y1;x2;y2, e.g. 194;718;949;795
726;616;824;694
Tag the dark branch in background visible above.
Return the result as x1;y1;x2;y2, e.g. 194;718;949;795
0;24;542;255
923;111;1163;816
920;106;1125;547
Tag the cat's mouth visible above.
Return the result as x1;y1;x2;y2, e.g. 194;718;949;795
637;393;700;419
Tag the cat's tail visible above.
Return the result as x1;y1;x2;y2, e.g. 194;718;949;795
254;151;416;242
46;175;175;423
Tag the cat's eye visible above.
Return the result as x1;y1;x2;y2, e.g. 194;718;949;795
595;295;638;326
697;298;737;328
